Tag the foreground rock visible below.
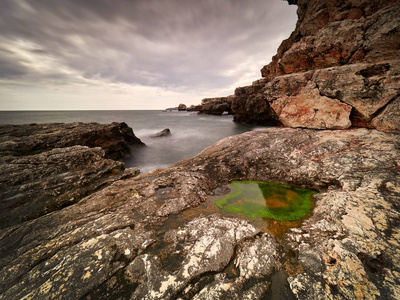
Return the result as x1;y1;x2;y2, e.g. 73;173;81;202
0;122;143;229
1;127;399;299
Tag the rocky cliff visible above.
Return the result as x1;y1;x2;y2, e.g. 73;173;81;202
198;0;400;132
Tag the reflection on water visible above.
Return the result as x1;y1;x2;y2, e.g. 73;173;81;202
146;181;316;240
215;181;317;238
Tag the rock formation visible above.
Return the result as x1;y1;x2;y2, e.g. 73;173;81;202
1;127;399;299
197;0;400;132
178;104;187;111
151;128;172;138
0;122;144;229
0;122;144;160
186;104;202;112
198;96;234;115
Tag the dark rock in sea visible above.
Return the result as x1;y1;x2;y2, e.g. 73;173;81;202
0;122;143;229
178;103;187;111
0;127;399;299
151;128;172;138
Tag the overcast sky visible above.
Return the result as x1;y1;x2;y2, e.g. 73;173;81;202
0;0;297;110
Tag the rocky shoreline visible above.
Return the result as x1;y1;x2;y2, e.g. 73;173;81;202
0;126;399;299
1;0;400;298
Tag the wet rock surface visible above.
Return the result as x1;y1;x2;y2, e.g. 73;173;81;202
1;127;399;299
151;128;172;138
0;122;143;229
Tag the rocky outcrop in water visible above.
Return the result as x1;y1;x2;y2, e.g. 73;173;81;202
151;128;172;138
187;105;202;112
1;127;399;299
232;79;280;125
196;0;400;132
0;122;143;229
198;96;234;115
178;104;187;111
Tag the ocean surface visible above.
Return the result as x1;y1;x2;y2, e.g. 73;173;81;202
0;110;267;173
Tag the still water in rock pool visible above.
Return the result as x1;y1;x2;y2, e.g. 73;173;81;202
216;181;316;221
215;181;317;237
149;181;317;240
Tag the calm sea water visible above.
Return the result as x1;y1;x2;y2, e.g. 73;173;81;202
0;110;267;173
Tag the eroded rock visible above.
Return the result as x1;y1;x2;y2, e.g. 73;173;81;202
0;122;143;229
1;127;399;299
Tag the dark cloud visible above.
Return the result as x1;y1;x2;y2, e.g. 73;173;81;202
0;0;297;92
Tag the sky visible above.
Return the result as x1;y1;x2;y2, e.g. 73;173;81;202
0;0;298;110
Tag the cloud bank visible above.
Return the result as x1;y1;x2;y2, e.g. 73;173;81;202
0;0;297;110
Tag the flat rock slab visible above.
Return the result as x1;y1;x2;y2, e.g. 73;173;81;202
0;127;399;299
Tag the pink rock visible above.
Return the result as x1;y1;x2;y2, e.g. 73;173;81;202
278;82;352;129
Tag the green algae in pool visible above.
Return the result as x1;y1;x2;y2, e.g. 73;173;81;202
215;181;317;221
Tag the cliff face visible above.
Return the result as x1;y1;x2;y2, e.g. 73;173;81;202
201;0;400;132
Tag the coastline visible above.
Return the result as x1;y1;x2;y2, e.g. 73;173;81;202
1;0;400;298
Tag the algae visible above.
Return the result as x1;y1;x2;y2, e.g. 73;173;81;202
215;181;316;221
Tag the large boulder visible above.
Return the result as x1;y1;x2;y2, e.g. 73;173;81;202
231;79;280;125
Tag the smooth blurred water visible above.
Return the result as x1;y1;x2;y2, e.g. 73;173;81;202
0;110;267;173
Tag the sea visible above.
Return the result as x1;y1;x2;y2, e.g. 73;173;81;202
0;110;267;173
